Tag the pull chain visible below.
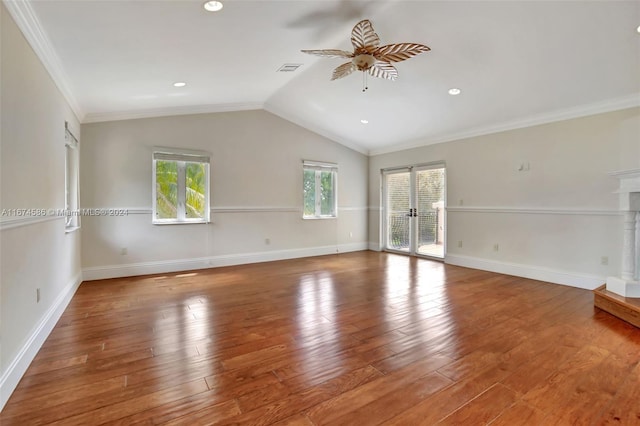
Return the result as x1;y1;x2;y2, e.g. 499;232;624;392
362;71;369;92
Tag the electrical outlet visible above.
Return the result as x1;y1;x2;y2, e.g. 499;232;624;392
120;247;128;255
265;238;270;245
493;243;499;252
36;288;41;303
458;240;463;248
601;256;609;266
459;199;464;206
349;232;353;238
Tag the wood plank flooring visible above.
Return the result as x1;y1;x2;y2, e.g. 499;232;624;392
2;251;640;425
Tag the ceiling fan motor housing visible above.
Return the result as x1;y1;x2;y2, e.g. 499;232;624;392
353;54;376;71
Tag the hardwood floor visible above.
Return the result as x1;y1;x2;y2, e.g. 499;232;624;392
2;251;639;425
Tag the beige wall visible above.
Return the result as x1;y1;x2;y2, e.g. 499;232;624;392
80;110;368;278
369;107;640;288
1;0;638;409
0;5;82;408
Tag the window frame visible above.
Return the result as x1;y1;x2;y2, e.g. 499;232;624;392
302;160;338;220
152;148;211;225
64;122;80;233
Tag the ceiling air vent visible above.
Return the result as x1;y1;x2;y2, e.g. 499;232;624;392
277;64;302;72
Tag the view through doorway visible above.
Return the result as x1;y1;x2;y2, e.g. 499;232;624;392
383;164;446;258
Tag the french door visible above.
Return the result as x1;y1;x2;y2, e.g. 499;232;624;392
383;164;446;258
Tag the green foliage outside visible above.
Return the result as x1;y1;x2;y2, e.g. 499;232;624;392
387;169;445;249
387;173;410;248
156;160;206;220
387;173;410;213
417;168;445;245
304;169;335;217
156;160;178;219
303;170;316;216
185;162;206;218
319;170;335;215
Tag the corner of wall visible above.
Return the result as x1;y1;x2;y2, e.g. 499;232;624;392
0;272;83;410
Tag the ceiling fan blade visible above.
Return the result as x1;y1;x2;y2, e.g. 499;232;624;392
373;43;431;63
301;49;354;58
368;61;398;81
331;62;357;80
351;19;380;53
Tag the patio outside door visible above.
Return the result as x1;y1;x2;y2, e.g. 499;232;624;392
383;164;446;258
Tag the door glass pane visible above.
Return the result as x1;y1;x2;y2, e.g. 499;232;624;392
386;172;410;252
186;162;206;219
416;168;445;258
155;160;178;220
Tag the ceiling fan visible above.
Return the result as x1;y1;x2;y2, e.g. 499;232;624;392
301;19;430;91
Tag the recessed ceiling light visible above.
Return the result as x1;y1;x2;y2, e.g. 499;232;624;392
173;82;187;87
203;1;223;12
637;25;640;34
448;88;461;95
360;119;369;124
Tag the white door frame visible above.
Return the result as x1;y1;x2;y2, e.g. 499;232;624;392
381;162;446;259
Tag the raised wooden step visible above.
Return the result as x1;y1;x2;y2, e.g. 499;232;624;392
594;284;640;328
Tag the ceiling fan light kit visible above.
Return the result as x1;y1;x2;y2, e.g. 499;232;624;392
302;19;430;91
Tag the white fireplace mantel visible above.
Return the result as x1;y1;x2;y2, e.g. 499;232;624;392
606;168;640;298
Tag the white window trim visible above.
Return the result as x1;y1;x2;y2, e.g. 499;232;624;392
65;122;80;233
303;160;338;220
152;147;211;225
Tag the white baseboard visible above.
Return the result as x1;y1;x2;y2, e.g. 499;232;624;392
445;254;605;290
368;242;382;251
82;243;369;281
0;271;83;411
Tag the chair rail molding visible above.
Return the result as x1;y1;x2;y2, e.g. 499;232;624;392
606;168;640;297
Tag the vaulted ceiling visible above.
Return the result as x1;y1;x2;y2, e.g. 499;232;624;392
8;0;640;154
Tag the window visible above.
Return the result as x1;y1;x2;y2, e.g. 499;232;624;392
303;160;337;219
65;122;80;231
152;148;210;224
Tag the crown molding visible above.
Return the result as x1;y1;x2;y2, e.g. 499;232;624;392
82;102;265;124
369;94;640;156
3;0;85;121
5;0;637;156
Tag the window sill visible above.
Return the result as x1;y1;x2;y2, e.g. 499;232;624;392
302;216;338;220
152;220;210;225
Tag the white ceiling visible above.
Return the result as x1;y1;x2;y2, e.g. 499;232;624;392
10;0;640;154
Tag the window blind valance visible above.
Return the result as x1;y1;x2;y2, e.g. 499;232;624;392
302;160;338;172
153;150;210;163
